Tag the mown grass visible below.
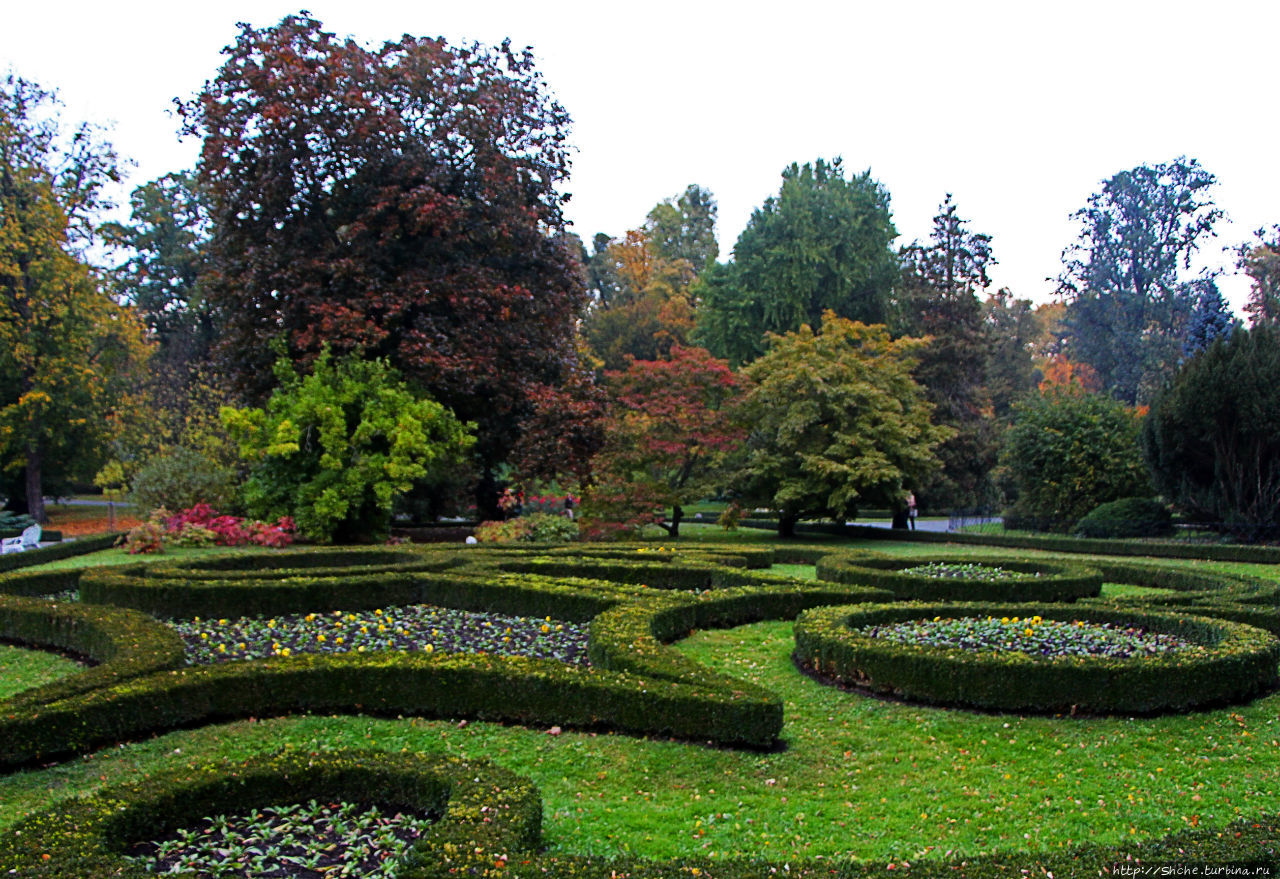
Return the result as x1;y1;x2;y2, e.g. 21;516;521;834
0;643;83;700
2;532;1277;866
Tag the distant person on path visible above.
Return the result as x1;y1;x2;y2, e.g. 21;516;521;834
906;492;918;531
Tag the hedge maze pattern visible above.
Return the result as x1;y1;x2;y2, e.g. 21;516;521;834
1;540;1278;875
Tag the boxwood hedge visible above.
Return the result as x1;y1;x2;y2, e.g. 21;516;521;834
0;749;540;878
794;601;1280;714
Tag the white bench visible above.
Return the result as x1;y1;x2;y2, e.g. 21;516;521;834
0;524;41;553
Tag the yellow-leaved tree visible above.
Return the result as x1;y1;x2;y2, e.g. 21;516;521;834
0;75;148;522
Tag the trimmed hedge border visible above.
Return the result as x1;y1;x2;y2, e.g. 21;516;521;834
841;522;1280;564
816;553;1102;602
0;749;539;878
795;601;1280;714
0;533;118;574
4;748;1274;878
0;594;185;711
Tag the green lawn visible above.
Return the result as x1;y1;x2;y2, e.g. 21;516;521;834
1;534;1277;866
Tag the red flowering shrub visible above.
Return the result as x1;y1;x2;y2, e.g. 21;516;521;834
126;506;296;554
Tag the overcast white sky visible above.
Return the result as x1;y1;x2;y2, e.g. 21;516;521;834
4;0;1276;311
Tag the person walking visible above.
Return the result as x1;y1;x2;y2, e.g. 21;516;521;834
906;492;918;531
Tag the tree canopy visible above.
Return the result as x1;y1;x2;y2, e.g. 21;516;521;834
894;195;998;511
1058;157;1222;404
180;14;597;511
1144;325;1280;541
698;159;898;366
733;312;949;537
592;346;745;536
0;74;145;522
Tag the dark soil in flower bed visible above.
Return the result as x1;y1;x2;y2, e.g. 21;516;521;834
171;604;592;666
127;799;435;878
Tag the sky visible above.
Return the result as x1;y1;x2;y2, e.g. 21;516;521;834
4;0;1276;311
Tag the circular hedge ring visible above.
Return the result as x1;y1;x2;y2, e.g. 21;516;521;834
815;554;1102;602
0;749;540;878
794;601;1280;714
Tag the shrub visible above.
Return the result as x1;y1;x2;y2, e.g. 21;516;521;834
1073;496;1174;538
1001;387;1152;531
129;446;235;513
124;505;294;554
474;513;577;544
223;347;474;544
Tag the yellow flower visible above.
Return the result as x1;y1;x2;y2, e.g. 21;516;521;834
280;647;291;656
1000;617;1009;624
425;643;434;653
1024;628;1034;637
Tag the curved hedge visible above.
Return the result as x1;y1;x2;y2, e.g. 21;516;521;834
4;747;1274;878
0;749;539;878
794;602;1280;714
0;594;185;711
816;554;1102;602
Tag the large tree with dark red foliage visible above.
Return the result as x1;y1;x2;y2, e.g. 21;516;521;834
588;346;746;537
180;14;598;515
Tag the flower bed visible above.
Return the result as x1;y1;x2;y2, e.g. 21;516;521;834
815;554;1102;602
0;749;539;878
859;615;1193;659
794;602;1280;714
173;605;590;666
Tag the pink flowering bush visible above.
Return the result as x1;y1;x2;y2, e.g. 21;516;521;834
125;505;295;554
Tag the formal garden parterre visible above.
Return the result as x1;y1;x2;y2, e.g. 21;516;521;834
0;534;1277;875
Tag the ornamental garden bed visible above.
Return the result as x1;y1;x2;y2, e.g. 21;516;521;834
1;540;1278;875
814;554;1103;602
794;601;1280;714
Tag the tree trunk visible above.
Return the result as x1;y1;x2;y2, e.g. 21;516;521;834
778;514;797;538
475;467;500;522
25;441;46;524
665;506;686;539
891;510;910;530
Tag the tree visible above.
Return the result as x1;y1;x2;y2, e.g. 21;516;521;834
222;347;474;543
645;184;718;272
1058;157;1223;404
1143;326;1280;541
1182;280;1235;358
983;290;1046;419
592;346;745;536
733;312;949;537
894;195;998;511
698;159;898;366
1000;388;1151;532
101;171;213;369
581;229;697;370
1239;225;1280;327
0;74;145;522
180;14;597;517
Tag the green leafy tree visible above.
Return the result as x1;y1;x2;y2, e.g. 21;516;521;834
644;183;718;273
698;159;898;366
894;195;998;511
101;171;211;366
0;74;145;522
592;346;745;537
983;289;1046;419
1058;157;1223;404
1239;225;1280;327
181;14;597;518
222;348;474;543
1000;388;1151;532
733;312;949;537
1143;325;1280;540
